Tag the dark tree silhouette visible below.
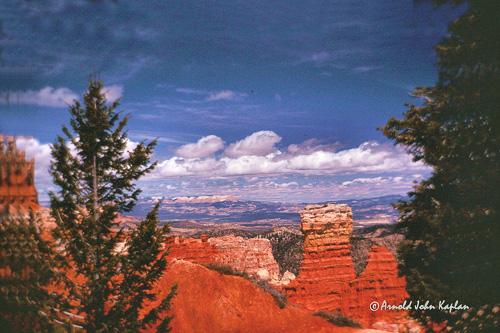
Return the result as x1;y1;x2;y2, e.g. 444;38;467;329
380;0;499;329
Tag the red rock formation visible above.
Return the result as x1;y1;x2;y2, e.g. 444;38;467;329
284;203;408;327
142;260;356;333
163;234;281;281
285;204;357;312
164;235;220;265
209;235;280;280
354;246;408;322
0;136;40;217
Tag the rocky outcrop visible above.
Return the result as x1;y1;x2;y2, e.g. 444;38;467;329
0;136;40;217
209;235;280;280
284;203;407;326
163;234;281;282
165;235;220;265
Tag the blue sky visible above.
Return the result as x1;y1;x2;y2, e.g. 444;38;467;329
0;0;464;202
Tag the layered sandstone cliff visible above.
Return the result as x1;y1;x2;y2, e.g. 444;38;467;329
284;203;407;327
209;235;280;280
165;235;220;265
164;234;281;282
286;204;357;311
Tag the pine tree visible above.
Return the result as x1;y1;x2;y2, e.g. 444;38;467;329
380;0;499;328
49;78;177;332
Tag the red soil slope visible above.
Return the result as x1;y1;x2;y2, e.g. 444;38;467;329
144;260;358;333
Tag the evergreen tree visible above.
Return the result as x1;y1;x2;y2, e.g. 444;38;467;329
50;78;177;332
0;211;70;332
380;0;499;329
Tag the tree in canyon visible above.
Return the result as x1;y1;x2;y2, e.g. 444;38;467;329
50;78;176;332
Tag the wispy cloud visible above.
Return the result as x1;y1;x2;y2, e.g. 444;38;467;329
176;87;248;102
103;85;124;101
207;90;248;101
0;87;78;107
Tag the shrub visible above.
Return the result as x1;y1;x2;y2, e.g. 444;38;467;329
255;280;288;309
312;311;362;328
202;263;251;280
203;263;288;308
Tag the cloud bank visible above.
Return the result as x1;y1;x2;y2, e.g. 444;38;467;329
17;131;429;202
149;131;429;179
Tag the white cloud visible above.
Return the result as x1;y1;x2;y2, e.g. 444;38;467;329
342;176;388;186
153;157;224;177
287;138;341;155
175;87;248;102
353;66;381;72
222;155;287;175
103;85;124;101
176;135;225;158
175;88;208;95
149;135;429;180
225;131;282;158
0;87;78;107
207;90;248;102
14;138;54;191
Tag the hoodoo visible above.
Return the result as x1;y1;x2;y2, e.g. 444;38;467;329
0;136;40;217
285;204;357;311
284;203;408;326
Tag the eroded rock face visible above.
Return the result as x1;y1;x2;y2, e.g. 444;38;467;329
284;203;408;326
165;236;220;265
209;235;280;280
353;245;408;326
0;136;40;217
286;204;357;311
164;234;281;281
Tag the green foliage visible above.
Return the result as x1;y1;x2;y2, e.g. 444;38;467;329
312;311;362;328
202;263;251;280
452;304;500;332
350;238;374;276
379;0;500;327
49;78;176;332
254;280;288;309
262;230;304;276
0;212;71;332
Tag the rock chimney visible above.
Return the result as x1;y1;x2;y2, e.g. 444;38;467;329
286;203;357;311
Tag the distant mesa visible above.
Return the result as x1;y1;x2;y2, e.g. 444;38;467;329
170;195;239;203
141;195;239;204
0;135;41;217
